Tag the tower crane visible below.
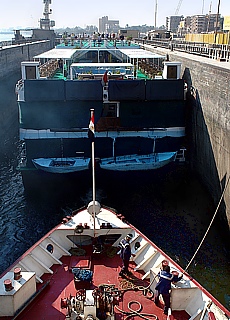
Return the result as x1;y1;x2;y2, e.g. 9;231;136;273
43;0;52;22
175;0;183;15
40;0;55;30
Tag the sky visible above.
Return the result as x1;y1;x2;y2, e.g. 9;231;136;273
0;0;230;30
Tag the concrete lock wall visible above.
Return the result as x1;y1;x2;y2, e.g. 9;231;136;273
150;46;230;230
0;40;52;79
185;60;230;230
0;41;52;154
170;54;230;230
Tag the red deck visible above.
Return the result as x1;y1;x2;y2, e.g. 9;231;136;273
13;246;189;320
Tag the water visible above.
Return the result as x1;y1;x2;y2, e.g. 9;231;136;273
0;32;14;44
0;30;32;44
0;75;229;311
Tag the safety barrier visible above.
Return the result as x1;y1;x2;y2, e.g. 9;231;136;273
135;38;230;62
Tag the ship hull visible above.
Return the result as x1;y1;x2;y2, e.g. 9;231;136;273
0;203;229;319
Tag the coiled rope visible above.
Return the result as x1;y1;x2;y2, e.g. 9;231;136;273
115;301;158;320
118;272;156;299
183;176;230;274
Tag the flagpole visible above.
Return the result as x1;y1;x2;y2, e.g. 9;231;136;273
89;109;96;238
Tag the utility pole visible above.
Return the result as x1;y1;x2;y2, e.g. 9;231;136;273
206;1;212;32
155;0;158;28
202;0;205;14
214;0;221;44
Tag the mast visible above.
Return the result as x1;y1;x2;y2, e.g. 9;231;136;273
89;109;96;237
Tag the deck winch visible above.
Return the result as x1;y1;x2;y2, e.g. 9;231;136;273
61;286;118;320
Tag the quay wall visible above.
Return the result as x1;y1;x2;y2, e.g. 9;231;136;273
144;45;230;231
181;56;230;232
184;59;230;231
0;41;52;155
0;40;52;78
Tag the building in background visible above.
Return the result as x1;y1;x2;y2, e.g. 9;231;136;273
119;29;139;39
169;13;224;35
147;29;170;39
189;14;222;33
99;16;120;34
166;16;184;33
223;16;230;31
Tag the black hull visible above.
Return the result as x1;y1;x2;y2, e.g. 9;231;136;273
20;168;91;194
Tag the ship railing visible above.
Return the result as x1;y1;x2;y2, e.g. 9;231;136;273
0;40;13;48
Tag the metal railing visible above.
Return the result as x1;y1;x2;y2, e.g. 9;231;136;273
134;38;230;62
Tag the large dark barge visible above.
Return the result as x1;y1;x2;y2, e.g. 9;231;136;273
16;40;187;188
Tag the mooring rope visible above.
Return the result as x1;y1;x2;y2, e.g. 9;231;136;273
183;176;230;274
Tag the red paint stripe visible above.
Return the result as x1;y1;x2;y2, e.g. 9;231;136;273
208;311;216;320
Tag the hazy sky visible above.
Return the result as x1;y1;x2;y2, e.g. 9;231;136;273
1;0;229;30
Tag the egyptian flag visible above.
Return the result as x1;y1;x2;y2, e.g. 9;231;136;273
88;112;95;141
101;70;108;86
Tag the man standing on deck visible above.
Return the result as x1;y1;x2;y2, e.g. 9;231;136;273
118;234;133;277
155;265;183;315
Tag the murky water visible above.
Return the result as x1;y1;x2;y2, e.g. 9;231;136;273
0;74;229;311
